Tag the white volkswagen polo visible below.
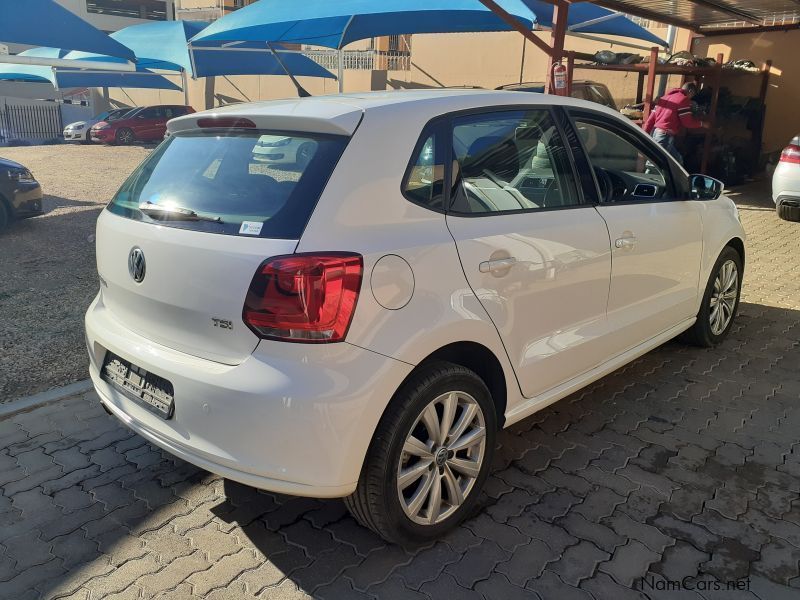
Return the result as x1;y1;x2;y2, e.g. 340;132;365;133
86;90;745;543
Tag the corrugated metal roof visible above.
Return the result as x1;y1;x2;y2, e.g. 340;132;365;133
595;0;799;31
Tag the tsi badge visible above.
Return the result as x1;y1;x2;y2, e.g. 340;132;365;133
212;318;233;330
128;247;146;283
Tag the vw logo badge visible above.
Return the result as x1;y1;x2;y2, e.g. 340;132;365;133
128;247;146;283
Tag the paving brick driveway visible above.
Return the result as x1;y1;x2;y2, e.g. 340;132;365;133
1;182;799;600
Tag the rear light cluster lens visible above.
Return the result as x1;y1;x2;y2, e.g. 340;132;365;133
243;253;363;343
780;144;800;164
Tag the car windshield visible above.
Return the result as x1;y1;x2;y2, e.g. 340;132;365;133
107;130;349;239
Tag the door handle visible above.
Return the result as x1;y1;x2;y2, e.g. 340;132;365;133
615;236;637;249
479;257;517;273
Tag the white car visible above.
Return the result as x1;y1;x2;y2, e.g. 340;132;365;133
63;107;132;143
773;134;800;222
86;90;745;544
251;133;317;166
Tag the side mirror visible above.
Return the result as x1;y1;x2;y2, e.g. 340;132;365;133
689;174;723;200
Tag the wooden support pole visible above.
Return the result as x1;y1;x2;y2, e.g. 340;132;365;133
566;51;575;97
641;47;659;126
700;53;724;174
546;0;569;95
752;59;772;169
636;72;645;104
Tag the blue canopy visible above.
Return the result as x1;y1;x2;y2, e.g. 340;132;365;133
191;0;536;48
0;0;135;60
523;0;668;47
0;48;180;90
64;21;336;79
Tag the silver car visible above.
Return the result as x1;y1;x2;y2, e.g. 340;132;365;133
773;134;800;222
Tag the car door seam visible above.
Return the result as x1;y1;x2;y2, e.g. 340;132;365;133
443;213;525;400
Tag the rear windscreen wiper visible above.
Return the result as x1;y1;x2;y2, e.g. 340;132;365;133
138;201;224;223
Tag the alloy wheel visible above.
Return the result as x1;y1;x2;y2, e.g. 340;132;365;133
396;391;486;525
709;259;738;335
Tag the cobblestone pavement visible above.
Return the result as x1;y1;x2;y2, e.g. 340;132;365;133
1;182;799;599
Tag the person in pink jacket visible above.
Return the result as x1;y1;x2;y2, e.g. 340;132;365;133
644;82;707;164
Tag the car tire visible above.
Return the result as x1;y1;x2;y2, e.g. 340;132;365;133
296;143;313;168
82;133;93;145
777;200;800;222
680;246;743;347
0;198;9;232
115;128;134;146
344;361;496;545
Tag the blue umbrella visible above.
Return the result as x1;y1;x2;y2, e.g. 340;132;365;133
64;21;336;80
0;48;180;90
0;0;135;60
524;0;668;47
191;0;536;48
190;0;536;91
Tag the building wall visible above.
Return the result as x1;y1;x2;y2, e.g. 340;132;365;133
693;29;800;155
55;0;173;32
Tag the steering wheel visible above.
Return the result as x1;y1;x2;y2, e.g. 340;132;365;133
606;171;629;199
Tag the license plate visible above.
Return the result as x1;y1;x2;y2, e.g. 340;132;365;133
101;352;175;419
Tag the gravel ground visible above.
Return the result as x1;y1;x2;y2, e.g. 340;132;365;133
0;144;152;402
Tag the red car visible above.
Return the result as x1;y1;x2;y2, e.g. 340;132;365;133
90;105;195;145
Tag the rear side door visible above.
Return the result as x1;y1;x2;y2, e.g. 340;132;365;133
444;107;612;399
567;111;702;355
132;107;162;140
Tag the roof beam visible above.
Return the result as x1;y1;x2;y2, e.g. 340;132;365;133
0;54;136;72
701;22;800;35
590;0;699;30
684;0;764;25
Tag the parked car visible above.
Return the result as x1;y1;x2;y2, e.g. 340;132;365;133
63;107;134;143
86;90;744;544
773;134;800;222
497;80;618;110
90;105;195;145
0;157;42;231
251;134;317;167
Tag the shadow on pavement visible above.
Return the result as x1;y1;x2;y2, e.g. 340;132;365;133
18;300;797;598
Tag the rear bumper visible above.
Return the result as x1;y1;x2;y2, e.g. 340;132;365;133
85;293;413;497
772;164;799;204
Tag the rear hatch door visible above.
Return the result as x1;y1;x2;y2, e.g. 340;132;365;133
96;125;351;364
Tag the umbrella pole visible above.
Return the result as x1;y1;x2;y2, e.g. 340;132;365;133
181;69;189;106
338;49;344;93
337;16;354;94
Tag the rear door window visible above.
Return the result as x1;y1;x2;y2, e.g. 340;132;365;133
449;109;581;214
107;131;349;239
402;123;446;211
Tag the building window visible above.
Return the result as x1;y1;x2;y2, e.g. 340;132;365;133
86;0;168;21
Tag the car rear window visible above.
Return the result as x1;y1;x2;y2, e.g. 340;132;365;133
107;130;349;239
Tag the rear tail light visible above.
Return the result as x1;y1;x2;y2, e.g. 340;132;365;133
780;144;800;164
243;253;363;343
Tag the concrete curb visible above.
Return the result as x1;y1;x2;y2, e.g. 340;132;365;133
0;379;94;419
